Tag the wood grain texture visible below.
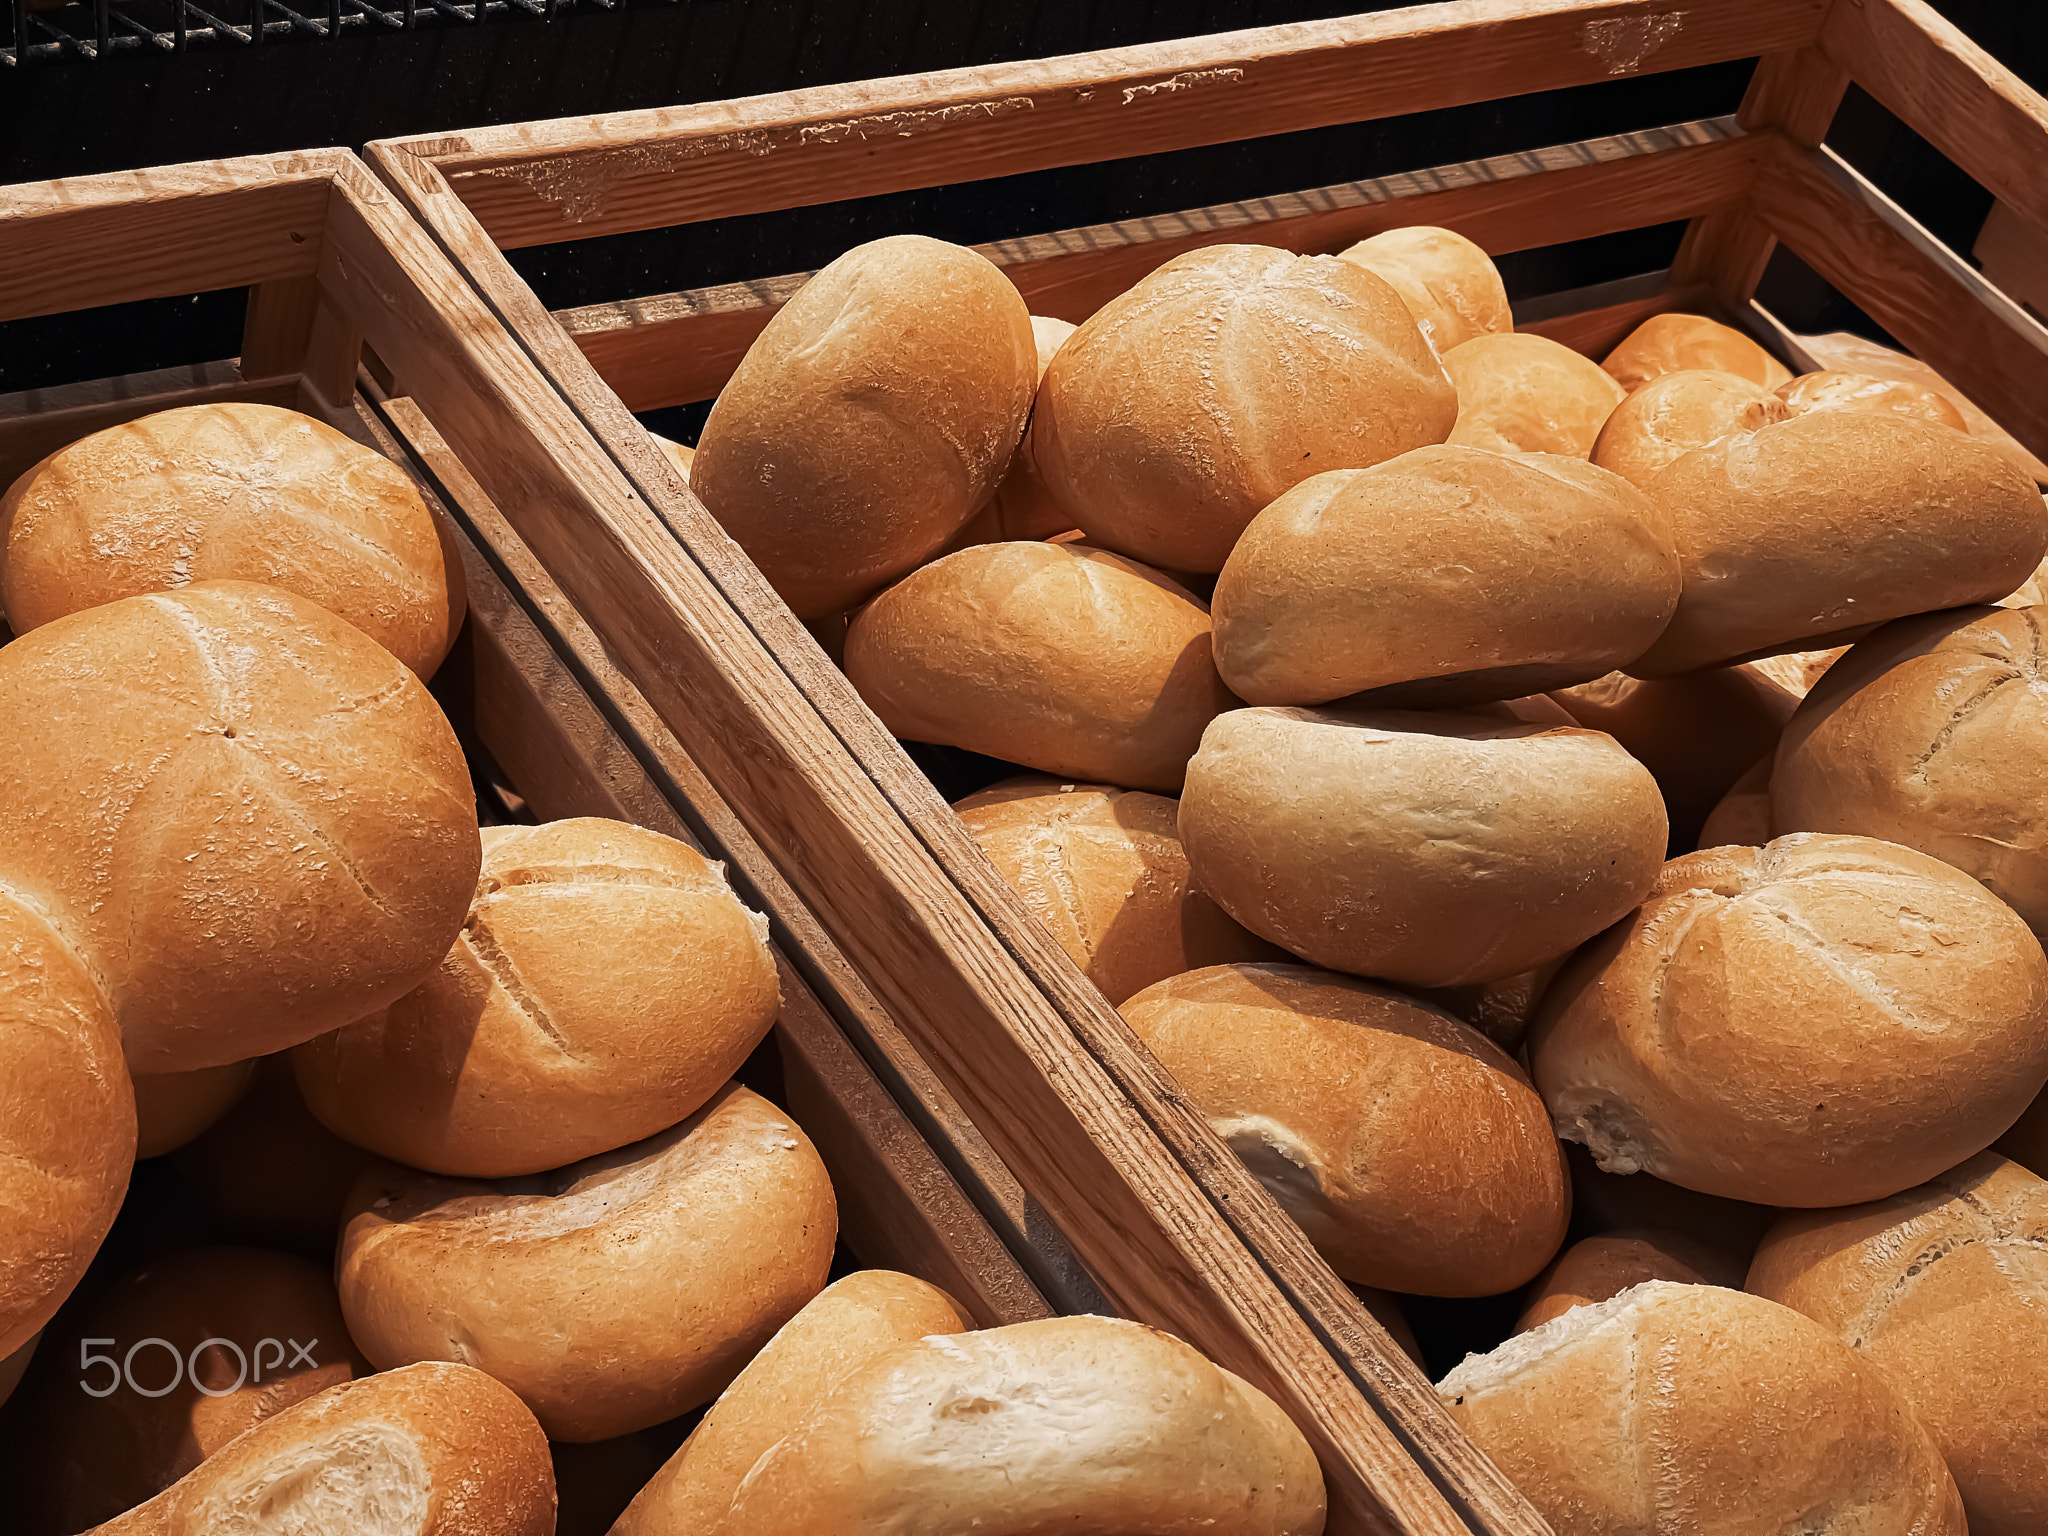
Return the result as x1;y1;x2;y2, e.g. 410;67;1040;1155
382;0;1823;249
239;276;323;381
1511;269;1704;356
1974;199;2048;320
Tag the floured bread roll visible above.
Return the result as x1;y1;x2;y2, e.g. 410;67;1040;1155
1336;225;1512;352
1513;1228;1743;1332
1600;312;1793;392
1589;368;1788;489
1776;368;1968;430
1443;333;1626;457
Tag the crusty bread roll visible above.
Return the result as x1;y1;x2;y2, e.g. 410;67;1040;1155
952;778;1276;1004
1600;311;1795;392
1180;705;1667;987
1776;368;1968;430
721;1315;1326;1536
1442;333;1627;458
1336;225;1511;353
1513;1228;1743;1333
1212;449;1678;708
0;582;479;1072
1696;752;1773;848
339;1082;836;1441
132;1060;256;1160
1740;643;1848;698
1121;963;1570;1296
1531;833;2048;1205
649;432;694;480
1440;1282;1965;1536
82;1361;553;1536
295;818;779;1177
1999;549;2048;608
1749;1152;2047;1536
1588;367;1788;489
844;541;1235;792
1414;958;1565;1056
615;1270;970;1536
690;235;1036;618
0;402;466;678
950;316;1081;547
1629;411;2048;676
1035;243;1456;572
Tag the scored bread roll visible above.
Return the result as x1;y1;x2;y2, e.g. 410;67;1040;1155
1180;705;1667;987
1442;333;1627;458
338;1082;836;1441
1120;963;1570;1296
1440;1282;1965;1536
1629;412;2048;676
132;1060;256;1160
1336;225;1511;353
722;1315;1326;1536
1749;1152;2048;1535
844;541;1235;793
1998;1087;2047;1177
0;581;479;1072
295;818;780;1178
1212;449;1678;708
1776;368;1968;430
1588;367;1789;490
615;1270;971;1536
690;235;1036;618
1696;752;1773;848
1035;243;1456;572
1513;1228;1743;1333
952;778;1277;1005
1600;312;1794;392
950;316;1082;547
1532;833;2048;1206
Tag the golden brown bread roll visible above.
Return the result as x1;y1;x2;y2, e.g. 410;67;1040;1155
295;818;780;1177
2000;549;2048;608
0;402;465;677
1335;225;1511;353
338;1082;837;1441
1513;1228;1743;1333
1695;752;1773;848
131;1060;256;1160
1531;834;2048;1205
1036;243;1456;572
1629;411;2048;676
721;1315;1326;1536
1600;311;1794;392
950;315;1081;548
844;541;1235;793
1442;333;1627;457
1211;449;1678;708
1179;705;1667;987
1588;367;1788;489
1413;958;1565;1056
1776;368;1968;430
1749;1152;2047;1536
1121;963;1570;1296
1440;1282;1965;1536
691;235;1036;618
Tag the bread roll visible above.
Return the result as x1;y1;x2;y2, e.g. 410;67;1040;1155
951;316;1081;547
690;235;1036;618
616;1270;970;1536
722;1315;1326;1535
1561;1142;1778;1265
0;582;479;1072
1212;449;1678;708
1413;957;1565;1056
132;1060;255;1160
82;1361;553;1536
1588;367;1788;489
1696;752;1773;848
1121;963;1570;1295
1513;1228;1743;1332
1629;411;2048;676
1999;549;2048;608
1600;312;1794;392
1749;1152;2047;1535
295;818;779;1177
1740;643;1848;698
0;402;465;677
650;433;694;480
1776;368;1968;430
1440;1281;1965;1536
339;1082;836;1441
1772;605;2048;933
1180;705;1667;987
1998;1085;2048;1177
1442;333;1627;457
1035;243;1456;572
1336;225;1511;352
844;541;1235;792
1531;833;2048;1205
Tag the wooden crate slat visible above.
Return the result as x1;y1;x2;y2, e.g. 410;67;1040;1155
1510;268;1702;356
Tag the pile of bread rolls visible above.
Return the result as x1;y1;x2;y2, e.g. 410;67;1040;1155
0;400;1323;1535
686;225;2048;1536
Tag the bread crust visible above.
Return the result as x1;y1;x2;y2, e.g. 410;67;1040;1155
1589;367;1788;490
1443;333;1627;458
1513;1227;1743;1332
1336;225;1511;354
1599;312;1794;392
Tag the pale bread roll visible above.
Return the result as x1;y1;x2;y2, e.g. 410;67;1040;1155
690;235;1036;618
843;541;1235;793
1513;1228;1743;1333
1696;753;1773;849
1998;1087;2047;1177
950;316;1081;547
1776;368;1968;430
0;402;466;677
1440;1282;1965;1536
1588;367;1788;489
1121;963;1570;1296
1035;243;1456;572
615;1270;970;1536
1749;1152;2048;1535
649;432;694;480
132;1060;256;1160
1179;705;1667;987
952;778;1276;1005
1629;411;2048;676
81;1361;553;1536
1999;549;2048;608
294;818;780;1177
1211;449;1678;708
1531;834;2048;1205
722;1315;1326;1536
338;1082;837;1441
1442;333;1626;457
1600;311;1794;392
0;582;479;1072
1336;225;1512;352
